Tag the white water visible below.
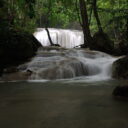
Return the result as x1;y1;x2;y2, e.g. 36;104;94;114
18;28;119;82
18;47;118;82
34;28;84;48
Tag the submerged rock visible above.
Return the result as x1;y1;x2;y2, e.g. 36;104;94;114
113;85;128;98
112;56;128;79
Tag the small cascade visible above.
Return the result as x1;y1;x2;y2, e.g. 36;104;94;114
34;28;84;48
17;28;119;82
18;48;118;81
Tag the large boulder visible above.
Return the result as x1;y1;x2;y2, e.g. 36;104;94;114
118;39;128;55
92;31;114;54
0;30;41;74
113;39;128;56
112;56;128;79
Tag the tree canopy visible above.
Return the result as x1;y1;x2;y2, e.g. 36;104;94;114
0;0;128;41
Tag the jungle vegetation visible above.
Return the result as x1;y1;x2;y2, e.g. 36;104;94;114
0;0;128;47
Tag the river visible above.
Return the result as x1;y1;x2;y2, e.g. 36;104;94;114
0;28;127;128
0;80;128;128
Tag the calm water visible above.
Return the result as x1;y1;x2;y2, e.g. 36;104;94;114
0;80;128;128
0;28;125;128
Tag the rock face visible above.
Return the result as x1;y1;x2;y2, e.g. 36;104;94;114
112;56;128;79
118;39;128;55
113;39;128;56
111;55;128;99
92;32;114;54
1;70;32;81
0;30;41;74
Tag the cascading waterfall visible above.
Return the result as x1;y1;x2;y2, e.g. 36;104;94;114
34;28;84;48
18;47;118;82
16;28;119;82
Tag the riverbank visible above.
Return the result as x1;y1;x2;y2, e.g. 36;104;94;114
0;81;128;128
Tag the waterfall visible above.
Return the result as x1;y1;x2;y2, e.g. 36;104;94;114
18;47;118;82
34;28;84;48
15;28;119;82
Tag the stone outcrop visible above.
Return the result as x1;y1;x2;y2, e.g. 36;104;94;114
112;56;128;99
0;30;41;76
112;57;128;99
112;56;128;79
92;31;114;54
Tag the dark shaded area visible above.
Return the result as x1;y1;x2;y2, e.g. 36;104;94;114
113;85;128;98
118;39;128;55
91;31;114;54
0;29;41;76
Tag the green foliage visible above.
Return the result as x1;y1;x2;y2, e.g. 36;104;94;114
35;0;78;28
0;0;36;33
87;0;128;40
97;0;128;39
0;0;127;42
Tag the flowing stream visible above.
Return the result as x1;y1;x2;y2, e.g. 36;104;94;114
0;29;127;128
18;47;117;82
0;28;118;82
20;28;118;82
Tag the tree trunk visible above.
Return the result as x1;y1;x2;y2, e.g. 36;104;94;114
126;18;128;40
45;28;54;46
44;0;54;46
93;0;103;33
79;0;93;48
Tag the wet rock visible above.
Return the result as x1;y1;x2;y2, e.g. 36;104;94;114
112;56;128;79
113;43;122;56
26;69;33;74
40;46;66;51
30;58;88;80
52;44;60;47
113;85;128;98
112;40;128;56
1;71;32;81
92;31;114;54
3;67;18;73
118;39;128;55
0;30;41;75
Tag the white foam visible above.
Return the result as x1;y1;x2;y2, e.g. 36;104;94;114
34;28;84;48
18;48;118;82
